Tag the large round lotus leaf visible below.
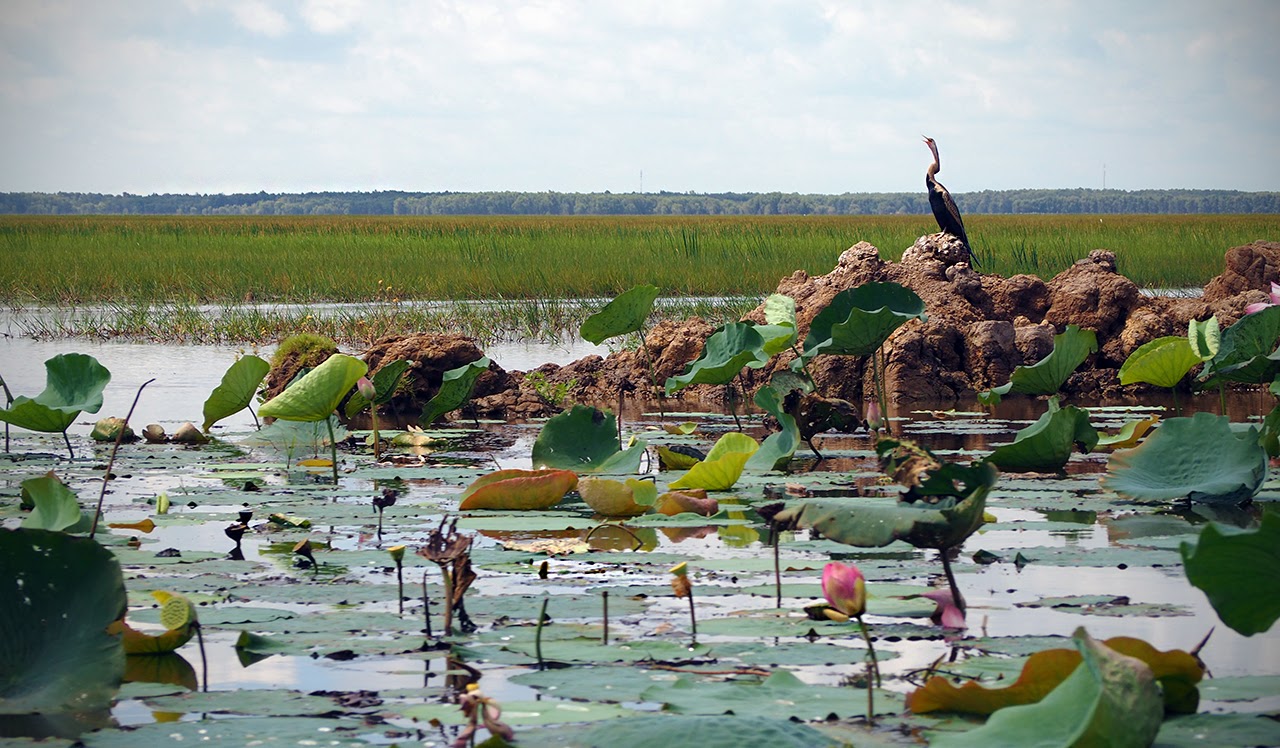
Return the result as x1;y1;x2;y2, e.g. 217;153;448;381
0;353;111;433
979;324;1098;404
580;284;661;345
1181;509;1280;636
572;714;840;748
258;353;367;422
458;469;578;510
532;405;620;470
1200;304;1280;386
201;354;269;432
665;322;770;393
1102;412;1268;503
419;356;490;426
1119;335;1202;388
578;476;658;517
801;282;926;359
0;528;127;714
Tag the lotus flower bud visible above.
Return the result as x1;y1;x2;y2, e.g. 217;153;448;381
357;376;377;401
822;561;866;619
865;400;883;431
388;545;406;564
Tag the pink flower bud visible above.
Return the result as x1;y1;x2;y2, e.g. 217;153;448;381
822;561;866;618
865;400;882;430
357;376;376;401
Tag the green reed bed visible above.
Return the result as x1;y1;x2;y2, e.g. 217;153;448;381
2;214;1274;308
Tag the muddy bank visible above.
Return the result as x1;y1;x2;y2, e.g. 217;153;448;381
337;236;1279;421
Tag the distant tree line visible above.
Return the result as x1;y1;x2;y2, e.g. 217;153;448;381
2;188;1277;216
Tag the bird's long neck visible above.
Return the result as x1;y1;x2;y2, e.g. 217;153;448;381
927;150;940;178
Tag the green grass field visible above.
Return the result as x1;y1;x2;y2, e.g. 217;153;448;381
2;214;1275;305
2;214;1274;344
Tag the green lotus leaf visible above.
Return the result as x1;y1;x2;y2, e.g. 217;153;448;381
579;284;661;345
801;282;926;360
0;528;127;715
419;356;489;426
1188;316;1220;361
909;635;1204;716
745;384;799;472
1119;335;1202;388
593;438;648;474
1200;305;1280;386
531;404;620;470
1102;412;1268;503
202;354;270;432
1261;404;1280;458
979;325;1098;405
21;472;94;533
657;445;702;470
570;714;839;748
763;293;797;327
1180;507;1280;636
1095;415;1159;450
458;469;579;511
578;476;659;517
772;459;997;550
343;358;410;418
928;628;1164;748
669;432;759;490
665;322;770;394
0;353;111;434
259;353;367;422
988;397;1097;473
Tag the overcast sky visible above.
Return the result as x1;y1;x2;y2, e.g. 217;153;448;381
2;1;1277;195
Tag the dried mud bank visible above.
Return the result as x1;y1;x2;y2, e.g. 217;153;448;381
307;236;1280;421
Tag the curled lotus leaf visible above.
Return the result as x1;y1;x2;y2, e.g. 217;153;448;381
202;354;270;432
979;325;1097;405
419;357;490;426
21;472;94;533
532;405;621;470
580;284;661;345
578;477;659;517
458;469;579;511
1102;412;1268;504
0;353;111;434
259;353;368;422
1180;508;1280;636
1199;305;1280;386
801;282;926;361
665;322;770;394
1119;335;1202;388
908;635;1204;716
668;432;759;491
987;397;1097;473
654;489;719;517
110;591;199;655
344;359;411;418
1095;415;1159;450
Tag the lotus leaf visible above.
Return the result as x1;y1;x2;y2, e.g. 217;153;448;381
908;635;1204;715
110;591;198;655
928;628;1164;748
1261;404;1280;458
656;445;702;470
669;432;759;490
259;353;367;422
987;397;1097;473
21;471;94;533
665;322;770;393
979;325;1098;404
419;356;490;425
654;489;719;516
1180;507;1280;636
458;469;579;510
0;353;110;440
1102;412;1268;503
800;282;926;361
579;284;661;344
578;476;658;517
744;384;800;472
201;354;269;432
1188;316;1220;360
569;714;838;748
641;670;898;721
342;358;410;418
772;459;997;550
1200;305;1280;386
1119;335;1203;388
531;404;620;470
0;528;127;715
1096;415;1159;449
593;438;648;474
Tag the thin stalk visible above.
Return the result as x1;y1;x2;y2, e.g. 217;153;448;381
727;380;742;431
194;622;209;693
247;403;260;429
0;374;12;453
440;565;455;636
1171;386;1181;416
324;415;339;484
395;560;404;616
856;616;879;725
62;431;75;460
535;597;549;670
772;524;782;610
370;405;381;461
90;378;153;539
939;549;967;615
686;587;698;642
602;590;609;646
422;571;433;638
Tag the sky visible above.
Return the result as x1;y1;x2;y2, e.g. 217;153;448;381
2;1;1278;195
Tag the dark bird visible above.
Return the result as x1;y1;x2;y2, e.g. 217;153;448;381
923;136;976;266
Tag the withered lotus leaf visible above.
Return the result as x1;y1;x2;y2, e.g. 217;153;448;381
459;469;579;510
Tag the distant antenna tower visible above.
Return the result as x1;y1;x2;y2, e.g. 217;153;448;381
640;169;644;193
1103;163;1107;190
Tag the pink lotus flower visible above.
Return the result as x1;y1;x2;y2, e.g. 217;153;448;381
922;588;967;629
1244;282;1280;315
357;376;377;401
822;561;866;619
865;400;883;431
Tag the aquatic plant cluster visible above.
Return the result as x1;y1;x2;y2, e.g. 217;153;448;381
1;280;1279;747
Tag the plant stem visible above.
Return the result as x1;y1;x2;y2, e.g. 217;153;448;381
602;590;609;646
687;587;698;643
0;374;12;453
440;565;455;637
396;560;404;616
194;622;209;693
422;571;433;639
857;616;879;725
535;597;549;670
325;415;339;485
772;524;782;610
90;378;153;539
371;406;381;461
939;549;967;614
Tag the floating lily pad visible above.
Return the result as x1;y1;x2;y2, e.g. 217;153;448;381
1103;413;1268;504
458;469;579;511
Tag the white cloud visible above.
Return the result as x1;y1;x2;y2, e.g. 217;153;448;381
229;1;290;37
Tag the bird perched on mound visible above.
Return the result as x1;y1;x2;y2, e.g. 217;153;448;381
923;136;976;267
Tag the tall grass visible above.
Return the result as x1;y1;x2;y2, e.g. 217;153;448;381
1;214;1274;306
